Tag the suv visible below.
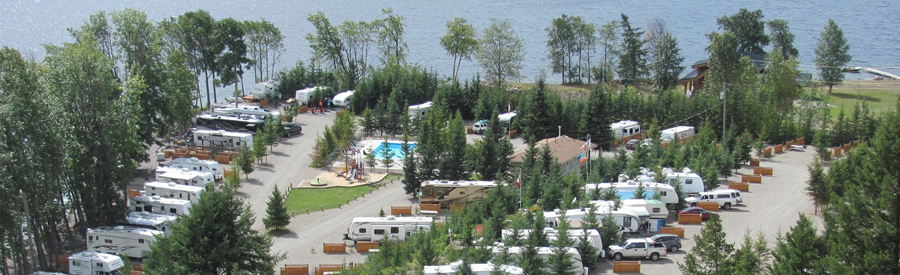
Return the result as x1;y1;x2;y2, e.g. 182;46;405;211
650;234;682;252
712;189;743;205
283;123;302;137
685;191;738;210
607;238;667;261
472;120;488;134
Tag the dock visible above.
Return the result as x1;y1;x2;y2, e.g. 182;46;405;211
862;67;900;80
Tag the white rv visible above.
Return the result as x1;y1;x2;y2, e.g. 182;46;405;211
618;167;705;195
610;120;641;139
622;199;669;220
343;216;432;242
584;181;679;204
424;261;524;275
68;251;125;275
295;86;327;105
124;211;177;236
252;81;277;98
408;101;433;119
543;208;641;234
212;104;280;119
420;180;498;208
130;195;191;216
155;167;215;187
660;126;696;142
191;129;253;149
332;90;354;107
196;113;266;133
498;111;516;128
144;181;204;203
167;157;221;180
491;246;587;275
501;228;605;258
86;226;162;258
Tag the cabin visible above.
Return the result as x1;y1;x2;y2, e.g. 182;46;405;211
610;120;641;139
343;216;432;242
543;208;641;235
155;167;215;187
167;157;221;180
68;251;124;275
678;51;766;96
491;246;587;275
130;195;192;216
419;180;498;208
584;181;679;204
424;261;524;275
191;129;253;149
86;226;162;258
660;126;696;143
144;181;204;203
408;101;433;119
332;90;354;107
124;211;177;236
510;136;594;175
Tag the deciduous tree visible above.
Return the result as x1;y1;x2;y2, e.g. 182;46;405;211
441;18;478;83
716;8;769;55
767;19;798;59
814;19;851;93
476;19;524;87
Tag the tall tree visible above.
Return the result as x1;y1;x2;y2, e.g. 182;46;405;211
476;19;524;87
770;214;824;274
176;10;220;109
243;19;284;83
441;18;478;83
440;112;468;179
649;28;685;92
814;19;851;94
263;186;291;230
468;110;513;180
581;84;615;149
594;20;619;84
215;17;250;98
716;8;769;55
376;8;407;65
401;131;419;196
679;216;734;274
617;14;647;87
767;19;798;59
762;49;800;118
547;14;576;84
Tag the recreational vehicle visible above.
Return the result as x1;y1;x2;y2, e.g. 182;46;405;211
191;129;253;149
167;157;221;180
419;180;498;208
491;246;587;275
660;126;696;142
332;90;354;107
212;104;279;119
408;101;433;119
67;251;125;275
295;86;327;105
130;195;191;216
584;181;679;204
498;111;516;129
195;113;265;133
424;261;524;275
501;228;605;258
144;181;204;203
622;199;669;220
343;216;432;242
543;208;641;234
124;211;176;236
618;167;705;195
155;167;215;187
610;120;641;139
86;226;162;258
252;81;277;98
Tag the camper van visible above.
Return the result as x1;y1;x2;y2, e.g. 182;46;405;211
491;246;587;275
124;212;176;236
584;181;679;204
191;129;253;149
408;101;433;119
144;181;204;203
501;228;605;258
622;199;669;220
610;120;641;139
660;126;696;142
130;195;191;216
332;90;354;107
295;86;327;105
419;180;498;208
86;226;162;258
155;167;215;187
343;216;432;242
424;261;524;275
543;208;641;234
167;157;221;180
67;251;125;275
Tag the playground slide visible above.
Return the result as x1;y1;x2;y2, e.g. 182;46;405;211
346;169;356;181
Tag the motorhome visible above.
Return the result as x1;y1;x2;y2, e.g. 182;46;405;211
491;246;587;275
610;120;641;139
155;167;215;187
167;157;221;180
211;104;280;119
124;211;176;236
144;181;204;203
191;129;253;149
423;261;524;275
86;226;162;258
419;180;498;208
408;101;433;119
622;199;669;220
130;195;191;216
68;251;125;275
584;181;679;204
343;216;432;242
501;228;605;258
196;113;265;133
332;90;354;107
660;126;696;142
295;86;327;105
543;208;641;234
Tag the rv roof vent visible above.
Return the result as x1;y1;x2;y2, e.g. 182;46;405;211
115;225;125;230
554;209;561;215
682;167;692;173
168;182;177;187
386;215;396;220
151;195;161;200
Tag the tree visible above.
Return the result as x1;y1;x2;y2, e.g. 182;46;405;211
476;19;524;87
365;147;378;172
767;19;798;59
380;140;396;172
581;85;615;150
599;213;620;252
440;112;468;179
441;18;478;83
243;19;284;82
770;214;824;274
547;15;594;84
617;14;647;87
468;110;514;180
263;186;290;230
215;17;251;101
401;131;420;196
763;49;800;118
814;19;851;93
176;10;220;109
716;9;769;55
238;144;255;179
594;20;619;84
633;182;647;200
376;8;407;65
679;216;734;274
548;217;575;275
649;28;685;92
729;233;763;275
253;129;269;164
144;188;284;274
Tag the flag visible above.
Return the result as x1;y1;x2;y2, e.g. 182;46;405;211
579;151;587;163
508;99;511;113
515;171;521;188
582;140;591;150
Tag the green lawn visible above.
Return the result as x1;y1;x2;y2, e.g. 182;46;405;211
820;81;899;115
284;174;399;215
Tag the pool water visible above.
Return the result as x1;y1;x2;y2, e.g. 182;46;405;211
373;142;416;159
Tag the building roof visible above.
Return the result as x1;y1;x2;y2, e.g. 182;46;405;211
510;135;593;164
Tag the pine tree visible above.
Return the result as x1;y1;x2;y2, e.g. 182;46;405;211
238;144;255;179
253;128;268;164
401;131;419;196
617;14;647;87
581;85;615;150
440;111;468;179
679;216;734;274
814;19;851;94
379;140;396;172
263;186;290;230
599;213;620;252
728;233;762;275
549;215;575;275
770;214;824;274
360;107;376;138
633;182;647;200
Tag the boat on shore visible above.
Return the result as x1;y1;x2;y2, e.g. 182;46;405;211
842;66;862;73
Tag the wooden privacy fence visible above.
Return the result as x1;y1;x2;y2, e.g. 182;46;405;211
742;174;762;183
774;144;784;154
749;159;760;167
316;264;343;275
843;143;851;152
786;140;794;148
763;147;772;157
128;189;142;199
697;201;720;212
833;147;842;157
613;261;641;273
729;182;749;192
214;153;231;164
224;170;237;179
391;206;412;216
280;264;309;275
754;167;773;176
356;241;379;253
450;204;466;212
796;137;805;145
660;227;684;238
323;242;346;253
420;203;440;213
678;214;702;225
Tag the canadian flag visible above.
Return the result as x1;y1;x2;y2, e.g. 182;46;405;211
515;171;521;188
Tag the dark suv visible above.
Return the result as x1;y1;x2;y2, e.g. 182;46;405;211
283;123;302;137
650;234;682;252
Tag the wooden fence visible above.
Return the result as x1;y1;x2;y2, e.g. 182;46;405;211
391;206;412;216
729;182;749;192
420;203;440;213
316;264;343;275
742;174;762;183
613;261;641;273
660;227;684;238
697;201;720;212
357;241;380;253
323;242;346;253
280;264;309;275
749;159;760;167
754;167;773;176
678;214;702;225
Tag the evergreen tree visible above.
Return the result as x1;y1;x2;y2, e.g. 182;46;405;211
263;186;290;230
468;110;513;180
599;213;620;252
617;14;647;87
238;144;255;179
440;111;468;179
728;233;763;275
401;131;420;196
417;107;445;180
581;84;615;150
253;128;269;164
814;19;851;94
548;216;574;275
360;107;376;138
633;182;647;200
770;214;824;274
806;160;830;212
679;216;734;274
379;140;396;172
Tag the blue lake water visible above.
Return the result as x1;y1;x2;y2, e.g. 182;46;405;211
374;142;416;159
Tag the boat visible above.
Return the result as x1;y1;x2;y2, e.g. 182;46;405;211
841;66;862;73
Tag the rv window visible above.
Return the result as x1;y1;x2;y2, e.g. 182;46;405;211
72;261;81;267
170;208;178;214
139;239;145;244
179;194;183;198
669;179;676;185
236;142;241;146
96;263;103;267
661;191;667;196
424;189;433;197
135;207;142;212
89;236;93;241
622;129;627;134
144;206;152;212
623;217;632;228
391;227;399;234
105;239;113;244
151;187;156;190
652;208;661;213
685;179;693;185
459;191;465;195
374;229;385;235
359;228;367;234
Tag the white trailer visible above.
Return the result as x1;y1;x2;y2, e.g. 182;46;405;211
544;208;641;235
491;246;587;275
124;211;177;236
192;129;253;149
295;86;327;105
68;251;125;275
343;216;432;242
501;228;605;258
660;126;696;142
130;195;191;216
155;167;215;187
332;90;354;107
424;260;524;275
584;181;679;204
144;181;204;203
408;101;433;119
622;199;669;220
610;120;641;139
86;226;162;258
212;104;279;119
420;180;498;208
167;157;221;180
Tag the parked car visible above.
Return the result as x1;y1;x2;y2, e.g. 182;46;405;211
650;234;683;252
624;139;640;150
283;123;302;137
607;238;667;261
472;119;488;134
679;207;719;221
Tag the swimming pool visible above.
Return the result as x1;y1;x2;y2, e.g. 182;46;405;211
373;142;417;159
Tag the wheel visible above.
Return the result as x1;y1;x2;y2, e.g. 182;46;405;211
614;253;623;261
650;253;660;261
723;203;732;210
690;203;697;207
670;245;679;252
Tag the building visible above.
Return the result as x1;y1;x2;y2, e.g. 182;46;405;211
510;135;593;175
678;51;766;96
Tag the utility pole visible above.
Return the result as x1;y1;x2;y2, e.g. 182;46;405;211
720;90;726;140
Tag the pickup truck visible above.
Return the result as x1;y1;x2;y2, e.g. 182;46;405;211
607;238;667;261
684;191;738;210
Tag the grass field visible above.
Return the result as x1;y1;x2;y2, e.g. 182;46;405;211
283;174;398;215
823;81;899;114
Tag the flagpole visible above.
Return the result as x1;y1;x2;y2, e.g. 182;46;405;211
518;168;522;208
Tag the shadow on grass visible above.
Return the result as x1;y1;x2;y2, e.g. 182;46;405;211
830;92;882;102
266;228;294;238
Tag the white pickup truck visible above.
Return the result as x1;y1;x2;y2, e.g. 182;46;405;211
607;238;668;261
685;190;739;210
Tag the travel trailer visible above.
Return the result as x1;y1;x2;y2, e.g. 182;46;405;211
144;181;204;203
124;211;176;236
419;180;498;208
295;86;327;105
660;126;696;142
408;101;433;119
130;195;191;216
155;167;215;187
498;111;516;129
167;157;221;180
622;167;705;195
191;129;253;149
622;199;669;220
543;208;641;234
86;226;162;258
343;216;432;242
610;120;641;139
584;181;679;204
501;228;605;258
67;251;125;275
252;81;277;98
491;246;587;275
332;90;354;107
424;261;524;275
